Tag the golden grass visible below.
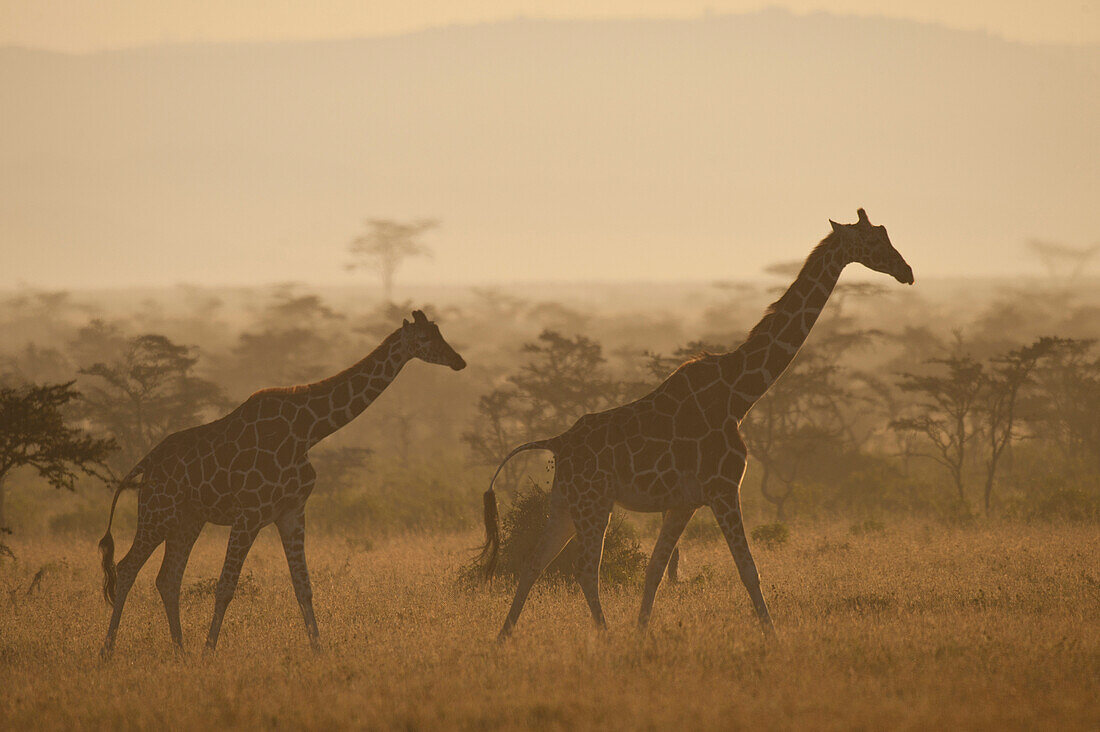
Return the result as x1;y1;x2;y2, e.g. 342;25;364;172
2;522;1098;730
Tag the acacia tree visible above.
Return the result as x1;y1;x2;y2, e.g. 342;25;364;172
230;287;346;390
976;337;1061;513
891;356;985;505
0;381;116;534
77;334;228;472
1026;337;1100;471
464;330;645;492
347;218;437;303
741;353;850;521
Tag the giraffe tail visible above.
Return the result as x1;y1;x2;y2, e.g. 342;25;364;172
477;439;554;580
98;461;146;606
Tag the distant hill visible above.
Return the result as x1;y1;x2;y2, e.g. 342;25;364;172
1;11;1097;288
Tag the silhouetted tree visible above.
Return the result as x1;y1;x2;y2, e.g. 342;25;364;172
347;218;437;303
0;381;116;533
464;330;646;491
1027;337;1100;471
742;353;849;520
77;334;229;472
310;445;373;493
976;337;1060;513
891;356;984;505
231;287;346;389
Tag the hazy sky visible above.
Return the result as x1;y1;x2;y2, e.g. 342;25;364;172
2;0;1099;50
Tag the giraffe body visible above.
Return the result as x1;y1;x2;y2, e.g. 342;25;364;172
98;310;465;656
481;209;914;638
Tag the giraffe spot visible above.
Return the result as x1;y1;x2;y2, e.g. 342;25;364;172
653;392;677;415
675;401;708;439
699;430;726;476
214;442;236;466
685;359;721;389
672;439;698;471
719;352;744;382
662;374;691;402
744;345;768;371
243;470;264;493
255;450;278;476
635;439;665;470
276;436;296;464
258;398;280;420
739;371;768;399
779;317;804;343
293;409;313;435
229;451;255;473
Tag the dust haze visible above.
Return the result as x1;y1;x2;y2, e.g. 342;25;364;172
1;7;1098;731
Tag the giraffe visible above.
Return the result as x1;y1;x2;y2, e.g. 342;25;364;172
478;209;913;638
97;310;465;657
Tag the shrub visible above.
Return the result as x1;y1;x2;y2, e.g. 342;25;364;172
750;522;789;549
491;482;647;588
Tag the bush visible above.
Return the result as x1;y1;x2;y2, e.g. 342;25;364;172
492;483;647;587
750;522;789;549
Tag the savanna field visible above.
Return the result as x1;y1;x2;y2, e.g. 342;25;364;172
2;522;1097;730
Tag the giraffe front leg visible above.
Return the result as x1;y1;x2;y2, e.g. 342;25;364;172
638;506;694;629
275;506;320;650
155;516;204;650
101;526;163;659
498;489;575;641
711;492;774;634
571;504;611;630
204;517;261;653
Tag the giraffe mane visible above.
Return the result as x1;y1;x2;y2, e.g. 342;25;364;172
745;234;836;342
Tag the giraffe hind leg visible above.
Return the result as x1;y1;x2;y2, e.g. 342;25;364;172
155;515;204;650
498;489;575;640
571;504;611;630
101;523;164;658
639;506;694;629
204;517;262;652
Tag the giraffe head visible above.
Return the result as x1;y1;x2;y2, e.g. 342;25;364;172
830;208;914;285
400;310;467;371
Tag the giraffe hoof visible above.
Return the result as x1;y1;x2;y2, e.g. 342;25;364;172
98;643;114;662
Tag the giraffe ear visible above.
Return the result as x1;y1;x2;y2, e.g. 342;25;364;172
857;208;869;224
830;219;842;233
402;318;410;327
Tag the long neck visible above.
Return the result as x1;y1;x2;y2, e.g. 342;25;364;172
725;235;847;421
302;330;409;446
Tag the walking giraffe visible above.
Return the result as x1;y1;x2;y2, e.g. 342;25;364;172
98;310;465;656
479;209;913;638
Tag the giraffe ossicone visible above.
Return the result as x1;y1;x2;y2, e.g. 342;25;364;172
479;209;913;639
97;310;465;657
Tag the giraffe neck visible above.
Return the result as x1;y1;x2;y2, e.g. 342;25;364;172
725;234;847;420
302;329;410;446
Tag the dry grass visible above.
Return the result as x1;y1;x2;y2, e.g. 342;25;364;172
1;522;1098;730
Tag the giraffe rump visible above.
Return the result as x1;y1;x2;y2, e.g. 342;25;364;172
477;439;555;580
98;460;147;606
